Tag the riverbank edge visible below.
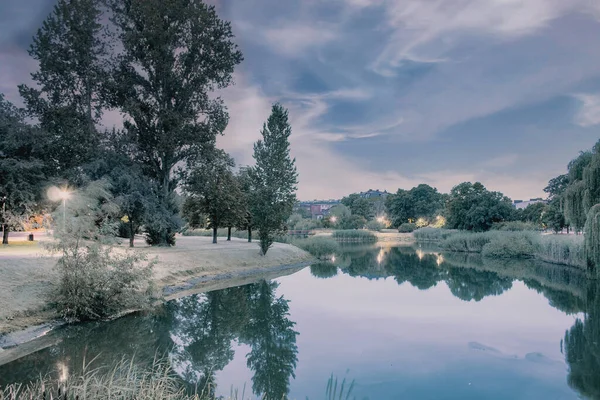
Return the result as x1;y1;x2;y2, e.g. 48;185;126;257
0;259;313;366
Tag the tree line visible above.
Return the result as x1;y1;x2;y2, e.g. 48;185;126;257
0;0;297;255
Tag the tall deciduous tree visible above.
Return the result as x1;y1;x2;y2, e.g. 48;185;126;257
106;0;243;246
184;151;243;244
19;0;107;178
445;182;513;232
341;193;374;220
0;95;46;244
385;184;444;228
249;104;298;255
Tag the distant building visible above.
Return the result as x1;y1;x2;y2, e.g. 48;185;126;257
513;198;547;210
359;189;390;199
295;200;340;219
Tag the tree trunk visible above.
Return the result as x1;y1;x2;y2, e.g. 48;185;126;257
2;226;9;245
227;226;232;241
213;226;218;244
129;221;135;248
248;226;252;242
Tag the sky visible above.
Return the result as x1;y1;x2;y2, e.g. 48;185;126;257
1;1;600;201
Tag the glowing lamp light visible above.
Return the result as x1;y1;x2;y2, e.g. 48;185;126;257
330;216;338;223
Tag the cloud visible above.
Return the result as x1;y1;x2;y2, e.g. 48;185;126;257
262;25;338;57
354;0;598;76
481;154;519;168
574;93;600;127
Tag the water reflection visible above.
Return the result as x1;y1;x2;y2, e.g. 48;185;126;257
2;245;600;399
563;282;600;399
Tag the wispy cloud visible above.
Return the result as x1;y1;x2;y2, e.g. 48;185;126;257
574;93;600;127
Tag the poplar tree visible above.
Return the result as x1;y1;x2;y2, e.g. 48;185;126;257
106;0;243;245
249;104;298;255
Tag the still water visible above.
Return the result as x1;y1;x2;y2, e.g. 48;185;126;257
1;245;599;399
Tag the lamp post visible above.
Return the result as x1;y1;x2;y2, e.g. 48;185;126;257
58;189;71;232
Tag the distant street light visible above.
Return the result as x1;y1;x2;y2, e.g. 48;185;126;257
330;216;337;223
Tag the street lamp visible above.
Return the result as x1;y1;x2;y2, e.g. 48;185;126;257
59;189;71;229
47;186;72;232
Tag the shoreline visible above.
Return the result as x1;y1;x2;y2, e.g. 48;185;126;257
0;260;310;366
0;236;315;338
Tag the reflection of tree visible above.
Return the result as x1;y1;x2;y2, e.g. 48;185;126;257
242;280;299;400
169;288;249;387
445;267;512;301
385;249;446;290
310;263;338;279
564;282;600;399
524;279;586;315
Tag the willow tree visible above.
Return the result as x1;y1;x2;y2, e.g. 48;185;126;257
19;0;108;179
106;0;243;245
564;181;588;233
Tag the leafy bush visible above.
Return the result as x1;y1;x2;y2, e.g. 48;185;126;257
481;232;538;259
47;180;155;322
536;234;586;269
293;236;339;259
53;246;155;322
491;221;539;231
338;215;367;230
331;230;377;242
398;222;417;233
413;227;457;241
366;220;385;231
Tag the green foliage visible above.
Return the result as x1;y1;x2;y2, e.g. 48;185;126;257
542;200;566;233
490;221;539;231
184;151;244;244
19;0;106;178
105;0;243;245
0;95;46;244
519;202;548;227
445;182;513;232
398;222;417;233
48;181;155;322
413;227;457;241
544;174;569;199
249;104;298;255
331;230;377;242
584;204;600;273
481;232;538;259
338;215;367;230
328;204;351;219
366;219;385;231
385;184;444;228
293;236;340;259
341;194;374;220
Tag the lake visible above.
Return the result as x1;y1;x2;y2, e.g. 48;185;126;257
1;245;598;399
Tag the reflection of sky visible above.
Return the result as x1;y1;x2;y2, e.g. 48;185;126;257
216;268;581;399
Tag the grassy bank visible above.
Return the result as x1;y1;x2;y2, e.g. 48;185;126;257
414;228;587;270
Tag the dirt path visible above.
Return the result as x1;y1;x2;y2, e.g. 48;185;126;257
0;235;314;335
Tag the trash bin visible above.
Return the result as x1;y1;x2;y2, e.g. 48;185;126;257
28;233;34;241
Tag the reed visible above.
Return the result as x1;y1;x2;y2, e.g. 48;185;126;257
331;230;377;243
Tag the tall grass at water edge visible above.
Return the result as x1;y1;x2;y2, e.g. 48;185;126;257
331;230;377;243
413;228;458;241
0;357;356;400
293;236;340;259
416;228;587;269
